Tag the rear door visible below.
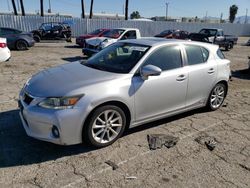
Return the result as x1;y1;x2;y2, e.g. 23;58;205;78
184;45;217;107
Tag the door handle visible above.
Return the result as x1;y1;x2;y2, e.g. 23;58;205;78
176;74;187;81
208;68;215;74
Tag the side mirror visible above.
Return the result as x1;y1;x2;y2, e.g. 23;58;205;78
140;65;162;80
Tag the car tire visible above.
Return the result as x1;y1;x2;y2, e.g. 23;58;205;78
229;42;234;49
206;83;227;111
15;40;28;51
33;35;41;42
225;44;229;51
83;105;126;147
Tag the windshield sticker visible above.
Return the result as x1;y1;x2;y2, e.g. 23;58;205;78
129;46;148;52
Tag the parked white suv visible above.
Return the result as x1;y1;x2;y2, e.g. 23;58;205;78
0;38;11;62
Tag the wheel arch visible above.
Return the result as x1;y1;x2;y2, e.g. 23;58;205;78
81;100;132;142
216;80;228;96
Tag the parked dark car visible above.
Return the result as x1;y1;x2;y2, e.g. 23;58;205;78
189;28;238;51
0;27;35;50
31;22;72;42
76;28;111;47
246;39;250;46
155;30;189;39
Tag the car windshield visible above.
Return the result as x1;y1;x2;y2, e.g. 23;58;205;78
89;29;104;35
82;42;150;73
103;29;125;39
199;29;217;37
39;23;52;30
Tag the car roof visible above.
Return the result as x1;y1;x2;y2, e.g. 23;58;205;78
201;28;222;31
119;37;219;50
114;28;139;31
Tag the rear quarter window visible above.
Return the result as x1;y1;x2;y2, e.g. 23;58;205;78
185;45;207;65
217;49;225;59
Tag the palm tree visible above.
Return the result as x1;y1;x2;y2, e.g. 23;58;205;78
89;0;94;19
81;0;85;18
40;0;44;17
125;0;129;20
229;5;238;23
11;0;18;15
20;0;25;16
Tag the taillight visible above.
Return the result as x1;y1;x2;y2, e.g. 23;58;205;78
0;43;7;48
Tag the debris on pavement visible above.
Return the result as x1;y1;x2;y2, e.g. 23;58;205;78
125;176;137;180
195;134;217;151
147;134;179;150
222;103;228;107
105;160;119;170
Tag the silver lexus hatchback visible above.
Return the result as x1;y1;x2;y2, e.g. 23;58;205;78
19;38;230;147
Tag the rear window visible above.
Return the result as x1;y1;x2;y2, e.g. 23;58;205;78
201;47;209;62
217;49;225;59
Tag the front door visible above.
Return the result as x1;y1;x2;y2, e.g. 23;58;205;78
133;45;188;122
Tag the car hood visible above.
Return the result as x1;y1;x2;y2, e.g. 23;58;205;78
86;37;117;47
25;61;120;97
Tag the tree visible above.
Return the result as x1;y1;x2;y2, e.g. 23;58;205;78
125;0;129;20
20;0;25;16
229;5;238;23
11;0;18;15
81;0;85;18
89;0;94;19
40;0;44;17
130;11;140;19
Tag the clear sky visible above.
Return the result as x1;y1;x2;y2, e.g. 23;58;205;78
0;0;249;19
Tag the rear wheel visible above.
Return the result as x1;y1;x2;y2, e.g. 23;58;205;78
207;83;226;111
16;40;28;50
83;105;126;147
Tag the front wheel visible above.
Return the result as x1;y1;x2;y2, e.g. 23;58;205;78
16;40;28;50
33;34;41;42
83;105;126;147
207;83;227;111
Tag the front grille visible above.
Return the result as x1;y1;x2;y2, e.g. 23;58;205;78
23;93;34;105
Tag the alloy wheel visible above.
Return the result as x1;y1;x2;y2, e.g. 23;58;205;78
210;85;225;109
91;109;123;144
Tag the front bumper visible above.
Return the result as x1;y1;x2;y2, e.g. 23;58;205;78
18;91;88;145
76;38;85;47
28;39;35;47
82;48;99;56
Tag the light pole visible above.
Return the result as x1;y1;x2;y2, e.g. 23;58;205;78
48;0;51;13
245;8;248;24
166;2;169;21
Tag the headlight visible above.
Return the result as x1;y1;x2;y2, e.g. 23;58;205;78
38;95;84;109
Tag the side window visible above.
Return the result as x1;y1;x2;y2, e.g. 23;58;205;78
143;45;182;71
217;31;223;36
52;24;62;31
185;45;205;65
122;30;136;40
